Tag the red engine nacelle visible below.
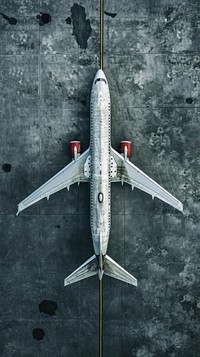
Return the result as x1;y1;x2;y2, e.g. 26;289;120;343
120;141;132;159
70;141;81;160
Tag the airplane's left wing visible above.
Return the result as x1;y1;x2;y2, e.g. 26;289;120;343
17;148;90;215
110;147;183;212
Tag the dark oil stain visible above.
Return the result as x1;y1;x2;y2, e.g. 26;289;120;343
0;13;17;25
8;17;17;25
2;163;12;173
186;97;193;104
104;11;117;18
39;300;58;316
32;328;45;340
66;17;72;25
56;224;60;229
71;3;92;49
36;12;51;26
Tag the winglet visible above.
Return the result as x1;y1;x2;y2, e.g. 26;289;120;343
16;202;24;216
16;203;23;216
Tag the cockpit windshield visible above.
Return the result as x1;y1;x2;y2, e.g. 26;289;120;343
95;78;107;84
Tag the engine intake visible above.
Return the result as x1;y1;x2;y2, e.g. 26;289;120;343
70;141;81;160
120;141;132;159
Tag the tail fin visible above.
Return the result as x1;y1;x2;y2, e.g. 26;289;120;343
104;255;137;286
64;254;137;287
64;255;97;286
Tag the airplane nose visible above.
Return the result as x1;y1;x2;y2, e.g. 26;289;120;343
94;69;107;83
95;69;106;79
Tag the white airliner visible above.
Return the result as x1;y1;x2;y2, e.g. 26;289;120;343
17;69;183;287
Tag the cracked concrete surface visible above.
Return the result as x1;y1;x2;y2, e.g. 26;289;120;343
0;0;200;356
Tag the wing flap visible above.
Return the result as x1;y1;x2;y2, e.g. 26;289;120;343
111;147;183;212
17;148;90;215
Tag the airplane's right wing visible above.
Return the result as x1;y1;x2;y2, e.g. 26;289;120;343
17;148;90;215
110;147;183;212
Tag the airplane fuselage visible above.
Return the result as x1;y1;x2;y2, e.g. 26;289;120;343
90;69;111;257
17;67;182;287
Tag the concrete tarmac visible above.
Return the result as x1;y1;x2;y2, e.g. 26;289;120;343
0;0;200;356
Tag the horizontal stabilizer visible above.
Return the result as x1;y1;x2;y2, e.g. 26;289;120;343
64;255;97;286
104;255;137;286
